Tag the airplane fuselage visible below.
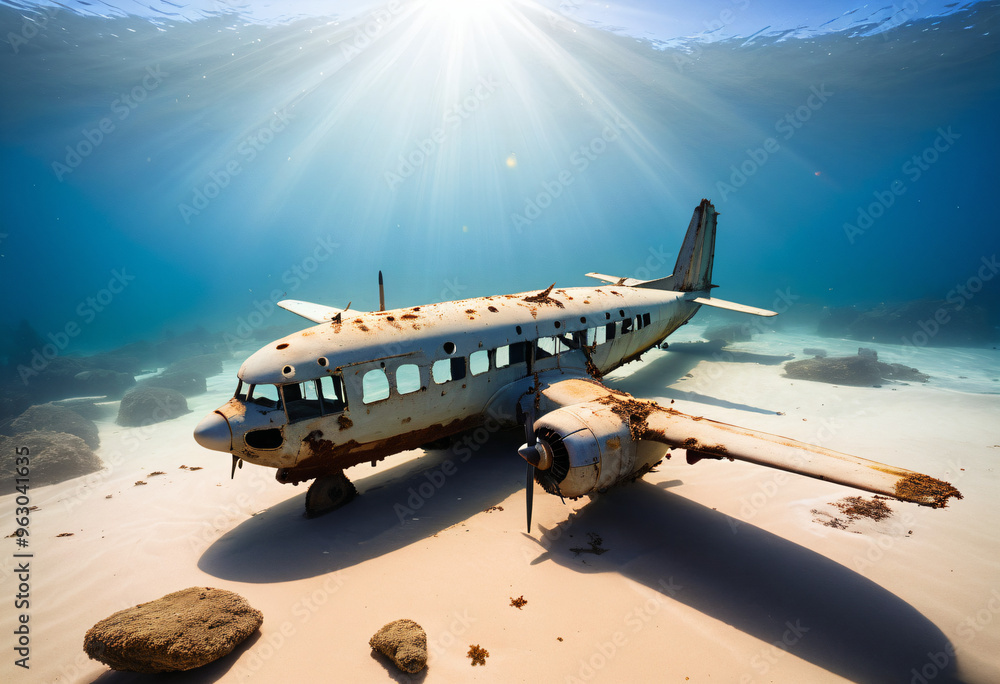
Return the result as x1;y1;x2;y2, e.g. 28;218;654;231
200;284;702;484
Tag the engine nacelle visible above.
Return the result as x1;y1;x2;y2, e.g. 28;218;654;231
533;400;668;499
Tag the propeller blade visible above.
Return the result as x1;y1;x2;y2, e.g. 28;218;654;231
526;462;534;533
231;455;239;479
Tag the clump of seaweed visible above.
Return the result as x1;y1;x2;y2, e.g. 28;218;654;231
467;644;489;666
595;394;659;440
894;473;963;509
833;495;894;522
570;532;608;556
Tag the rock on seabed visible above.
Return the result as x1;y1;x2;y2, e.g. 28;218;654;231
84;587;263;673
370;619;428;674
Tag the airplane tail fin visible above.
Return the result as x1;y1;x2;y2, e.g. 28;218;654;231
584;199;777;317
640;198;717;292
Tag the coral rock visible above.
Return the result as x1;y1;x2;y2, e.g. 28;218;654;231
83;587;262;673
0;431;102;487
11;404;100;449
370;619;428;674
116;387;189;427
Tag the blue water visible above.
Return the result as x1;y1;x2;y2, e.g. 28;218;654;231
1;0;998;353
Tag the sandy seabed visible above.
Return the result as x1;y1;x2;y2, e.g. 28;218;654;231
2;325;998;684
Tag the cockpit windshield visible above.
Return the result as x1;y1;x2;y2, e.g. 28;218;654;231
242;383;282;409
283;374;348;423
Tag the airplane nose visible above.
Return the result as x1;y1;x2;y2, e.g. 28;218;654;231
194;411;232;452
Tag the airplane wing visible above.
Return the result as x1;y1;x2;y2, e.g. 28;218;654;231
277;299;360;323
521;375;961;509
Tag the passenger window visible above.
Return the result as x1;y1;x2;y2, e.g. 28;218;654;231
451;356;466;381
635;314;644;330
432;359;452;384
509;341;527;364
561;333;580;351
396;364;421;394
362;369;390;403
319;374;346;413
470;350;489;376
606;322;617;340
621;318;633;334
642;313;651;327
495;345;510;369
537;337;557;359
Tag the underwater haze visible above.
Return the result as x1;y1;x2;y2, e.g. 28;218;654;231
0;0;998;354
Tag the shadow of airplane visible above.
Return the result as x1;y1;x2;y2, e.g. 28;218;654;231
198;435;525;583
609;343;790;415
199;434;961;683
529;482;962;684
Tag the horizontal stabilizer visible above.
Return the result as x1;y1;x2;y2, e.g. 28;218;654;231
278;299;359;323
691;296;777;317
584;272;645;287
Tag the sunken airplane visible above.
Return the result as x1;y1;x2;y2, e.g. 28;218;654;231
194;200;961;526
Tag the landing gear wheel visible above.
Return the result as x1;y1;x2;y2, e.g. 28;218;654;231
305;471;358;518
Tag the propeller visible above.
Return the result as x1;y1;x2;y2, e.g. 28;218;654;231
518;403;553;533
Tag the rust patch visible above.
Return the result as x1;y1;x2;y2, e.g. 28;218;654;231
894;473;963;508
581;344;603;381
401;313;419;320
465;309;476;314
338;415;353;431
281;415;483;483
524;283;565;309
488;306;499;313
606;436;621;451
595;393;658;441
